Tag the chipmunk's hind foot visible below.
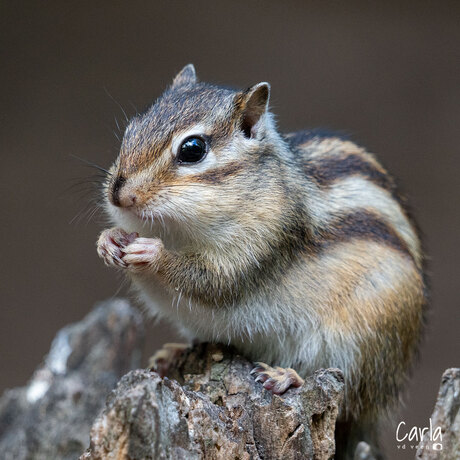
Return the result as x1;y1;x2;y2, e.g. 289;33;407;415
251;362;304;395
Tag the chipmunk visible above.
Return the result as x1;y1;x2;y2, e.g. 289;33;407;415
96;64;426;459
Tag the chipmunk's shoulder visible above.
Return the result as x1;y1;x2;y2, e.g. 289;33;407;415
284;129;351;152
284;129;385;179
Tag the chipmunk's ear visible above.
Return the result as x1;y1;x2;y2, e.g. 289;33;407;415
235;82;270;138
171;64;197;88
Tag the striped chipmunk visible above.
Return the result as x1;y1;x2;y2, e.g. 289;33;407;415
97;64;427;458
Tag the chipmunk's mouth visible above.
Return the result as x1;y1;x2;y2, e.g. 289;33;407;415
110;204;154;226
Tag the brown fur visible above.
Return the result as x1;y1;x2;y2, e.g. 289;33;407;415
98;65;427;459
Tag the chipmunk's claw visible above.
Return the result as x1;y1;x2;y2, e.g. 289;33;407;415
97;228;138;269
251;362;304;395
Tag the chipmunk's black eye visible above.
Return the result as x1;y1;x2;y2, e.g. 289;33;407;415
177;136;207;164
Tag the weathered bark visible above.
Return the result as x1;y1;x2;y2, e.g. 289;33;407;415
0;299;144;460
416;368;460;460
0;299;457;460
81;343;345;460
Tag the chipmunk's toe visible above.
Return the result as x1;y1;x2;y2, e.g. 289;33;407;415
251;362;304;395
97;228;138;269
122;237;164;272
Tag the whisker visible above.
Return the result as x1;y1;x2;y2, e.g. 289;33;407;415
68;191;105;224
84;200;104;223
104;87;129;122
112;130;121;142
114;115;121;132
129;100;139;115
69;153;112;175
63;183;101;197
66;177;106;188
111;275;130;298
69;204;92;225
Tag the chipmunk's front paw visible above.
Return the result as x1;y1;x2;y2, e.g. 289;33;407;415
122;237;164;273
251;362;304;395
97;227;138;268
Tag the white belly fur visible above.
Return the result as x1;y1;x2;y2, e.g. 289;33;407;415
132;275;346;379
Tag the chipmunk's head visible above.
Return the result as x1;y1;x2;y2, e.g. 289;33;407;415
105;64;284;244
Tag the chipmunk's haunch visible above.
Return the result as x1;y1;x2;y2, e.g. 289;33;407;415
97;64;426;458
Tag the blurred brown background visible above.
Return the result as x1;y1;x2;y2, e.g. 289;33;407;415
1;2;459;458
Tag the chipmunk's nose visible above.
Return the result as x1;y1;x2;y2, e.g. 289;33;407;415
110;176;137;208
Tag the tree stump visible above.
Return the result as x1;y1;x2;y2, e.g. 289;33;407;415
416;368;460;459
81;343;344;460
0;299;458;460
0;299;144;460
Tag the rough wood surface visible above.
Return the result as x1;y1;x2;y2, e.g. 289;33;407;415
81;342;345;460
0;299;144;460
0;299;457;460
416;368;460;460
